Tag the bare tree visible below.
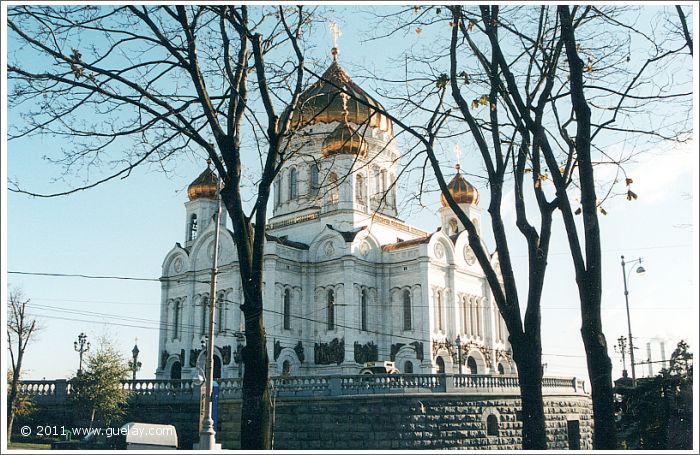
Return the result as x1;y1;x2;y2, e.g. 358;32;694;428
7;288;39;440
355;4;691;449
675;6;693;56
7;5;317;449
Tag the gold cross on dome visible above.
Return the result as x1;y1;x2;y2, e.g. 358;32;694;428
329;21;341;48
453;144;462;171
329;21;342;60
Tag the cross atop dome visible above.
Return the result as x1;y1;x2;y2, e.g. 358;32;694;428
329;21;341;61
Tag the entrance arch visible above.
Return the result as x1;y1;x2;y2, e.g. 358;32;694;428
436;357;445;374
170;361;182;380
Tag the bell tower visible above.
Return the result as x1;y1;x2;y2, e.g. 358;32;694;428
438;164;481;236
184;161;222;248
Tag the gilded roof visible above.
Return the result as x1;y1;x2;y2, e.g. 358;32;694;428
187;165;219;201
440;166;479;207
284;61;393;134
321;121;369;158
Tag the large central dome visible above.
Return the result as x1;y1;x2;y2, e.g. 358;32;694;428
285;60;393;134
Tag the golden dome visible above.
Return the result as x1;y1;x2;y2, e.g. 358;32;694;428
187;163;219;201
440;165;479;207
321;121;369;157
284;60;393;134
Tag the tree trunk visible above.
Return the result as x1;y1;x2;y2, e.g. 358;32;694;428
239;293;272;449
7;353;24;440
580;291;618;449
512;339;548;449
558;6;618;449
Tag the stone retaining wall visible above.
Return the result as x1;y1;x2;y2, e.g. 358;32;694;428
220;394;593;450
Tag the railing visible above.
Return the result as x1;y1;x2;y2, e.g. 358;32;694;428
17;374;587;403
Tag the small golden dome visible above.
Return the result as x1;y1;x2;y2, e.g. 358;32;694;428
440;165;479;207
284;61;393;134
321;121;369;157
187;162;219;200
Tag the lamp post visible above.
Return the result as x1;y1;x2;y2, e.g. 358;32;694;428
455;335;463;376
615;336;628;378
621;255;645;386
74;332;90;374
129;339;142;381
199;173;222;450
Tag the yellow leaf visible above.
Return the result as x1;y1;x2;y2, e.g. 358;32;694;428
479;95;488;105
416;27;423;34
467;21;474;33
471;100;479;109
490;103;497;111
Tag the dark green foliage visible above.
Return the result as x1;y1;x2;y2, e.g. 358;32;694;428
616;340;693;449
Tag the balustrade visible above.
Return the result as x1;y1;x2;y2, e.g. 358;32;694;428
17;373;585;403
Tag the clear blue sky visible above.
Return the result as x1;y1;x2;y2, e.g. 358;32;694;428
3;4;697;384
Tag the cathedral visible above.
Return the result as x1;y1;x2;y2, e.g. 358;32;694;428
155;53;514;381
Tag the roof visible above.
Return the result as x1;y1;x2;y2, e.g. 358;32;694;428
382;235;432;252
326;224;367;242
265;234;310;250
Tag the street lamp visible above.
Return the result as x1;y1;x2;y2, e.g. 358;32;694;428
621;255;645;386
74;332;90;374
129;339;142;381
455;336;463;376
199;172;222;450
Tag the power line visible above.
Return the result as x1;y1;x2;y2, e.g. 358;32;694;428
25;297;590;360
8;271;160;282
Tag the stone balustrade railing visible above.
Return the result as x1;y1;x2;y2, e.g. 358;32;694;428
17;374;587;405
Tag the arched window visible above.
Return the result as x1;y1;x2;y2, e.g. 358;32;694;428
403;289;412;331
449;219;458;235
289;167;298;199
361;289;368;331
310;164;319;195
495;307;503;342
170;361;182;380
388;173;396;208
282;360;291;377
216;293;225;334
356;174;365;204
275;175;282;206
475;299;482;337
436;291;444;332
467;356;478;374
327;289;335;330
404;361;413;374
213;356;221;380
436;357;445;374
469;297;477;337
498;363;505;375
329;173;339;204
486;414;499;436
283;288;291;330
373;167;381;194
201;296;209;336
462;296;469;335
189;214;198;241
172;301;180;340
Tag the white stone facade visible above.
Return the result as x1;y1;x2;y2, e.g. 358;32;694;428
156;66;513;381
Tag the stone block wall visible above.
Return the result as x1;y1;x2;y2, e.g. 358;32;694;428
220;394;593;450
